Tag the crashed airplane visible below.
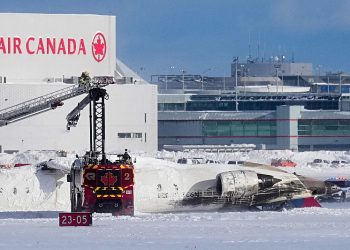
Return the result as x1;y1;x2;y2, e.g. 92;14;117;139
36;158;339;213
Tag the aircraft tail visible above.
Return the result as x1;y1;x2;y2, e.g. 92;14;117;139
289;197;321;208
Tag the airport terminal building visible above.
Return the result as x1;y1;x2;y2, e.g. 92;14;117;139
154;58;350;151
0;13;157;153
159;106;350;151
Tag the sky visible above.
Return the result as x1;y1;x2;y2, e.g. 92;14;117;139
1;0;350;80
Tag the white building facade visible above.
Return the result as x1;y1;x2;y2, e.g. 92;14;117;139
0;13;157;154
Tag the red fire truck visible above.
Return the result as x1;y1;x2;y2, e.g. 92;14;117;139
64;80;134;221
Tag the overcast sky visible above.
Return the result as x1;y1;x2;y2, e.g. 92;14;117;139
2;0;350;80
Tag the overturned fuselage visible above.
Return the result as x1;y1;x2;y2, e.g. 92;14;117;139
135;161;336;212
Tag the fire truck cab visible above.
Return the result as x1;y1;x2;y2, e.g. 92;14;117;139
68;153;134;216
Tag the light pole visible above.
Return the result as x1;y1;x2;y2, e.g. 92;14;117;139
201;68;211;90
223;75;226;90
274;63;281;93
240;64;245;96
165;74;168;90
316;65;322;76
233;57;239;111
281;70;284;92
166;66;175;90
276;67;278;93
181;69;186;90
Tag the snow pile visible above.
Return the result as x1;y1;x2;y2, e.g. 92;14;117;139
0;151;73;211
0;150;350;212
0;166;68;211
0;150;350;249
156;149;350;167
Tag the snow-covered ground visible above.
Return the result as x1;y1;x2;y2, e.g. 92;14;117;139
1;149;350;249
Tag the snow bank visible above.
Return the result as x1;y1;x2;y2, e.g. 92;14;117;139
0;150;350;249
0;150;350;212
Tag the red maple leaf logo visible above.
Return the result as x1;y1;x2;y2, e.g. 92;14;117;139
93;37;105;55
92;32;107;62
101;172;117;187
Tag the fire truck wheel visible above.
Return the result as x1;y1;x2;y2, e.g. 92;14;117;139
76;193;83;212
71;194;76;212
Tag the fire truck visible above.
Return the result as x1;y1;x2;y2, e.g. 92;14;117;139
66;77;134;216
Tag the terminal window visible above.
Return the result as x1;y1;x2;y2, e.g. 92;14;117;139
202;120;276;137
298;119;350;136
118;133;142;139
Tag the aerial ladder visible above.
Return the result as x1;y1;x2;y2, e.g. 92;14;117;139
0;73;113;127
0;83;89;127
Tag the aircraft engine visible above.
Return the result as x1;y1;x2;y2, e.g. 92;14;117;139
216;170;259;198
216;170;281;198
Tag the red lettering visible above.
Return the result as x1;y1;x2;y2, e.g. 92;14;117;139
46;38;56;54
78;39;86;55
7;37;11;54
36;37;45;54
67;38;76;55
26;37;35;54
0;37;6;54
57;38;66;54
13;37;22;54
0;36;89;56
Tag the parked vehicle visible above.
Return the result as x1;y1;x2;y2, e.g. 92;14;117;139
313;159;330;164
271;158;297;167
206;159;221;164
307;159;330;167
177;158;202;165
330;160;349;168
227;160;245;165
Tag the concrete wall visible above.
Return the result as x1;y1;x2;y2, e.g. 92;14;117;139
0;13;116;81
276;105;303;151
109;84;158;153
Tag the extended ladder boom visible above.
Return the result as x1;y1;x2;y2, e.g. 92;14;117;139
0;76;114;127
66;87;109;163
0;84;91;126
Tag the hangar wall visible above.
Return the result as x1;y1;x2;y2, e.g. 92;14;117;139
0;13;115;81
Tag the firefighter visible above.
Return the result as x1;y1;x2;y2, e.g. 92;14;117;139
79;71;91;86
123;149;131;163
73;154;82;170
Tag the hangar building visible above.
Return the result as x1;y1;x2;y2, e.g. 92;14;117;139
0;13;157;154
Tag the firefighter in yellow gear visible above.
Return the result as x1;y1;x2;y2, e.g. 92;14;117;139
79;71;91;85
